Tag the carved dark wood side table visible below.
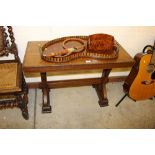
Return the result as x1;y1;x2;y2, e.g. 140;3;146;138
23;41;134;113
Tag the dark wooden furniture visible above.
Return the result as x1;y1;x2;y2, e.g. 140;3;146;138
0;26;29;120
23;40;134;113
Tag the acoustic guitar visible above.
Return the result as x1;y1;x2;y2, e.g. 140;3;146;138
123;44;155;101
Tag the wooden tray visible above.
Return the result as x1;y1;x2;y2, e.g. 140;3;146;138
41;36;119;63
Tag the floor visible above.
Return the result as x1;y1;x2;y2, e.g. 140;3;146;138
0;82;155;129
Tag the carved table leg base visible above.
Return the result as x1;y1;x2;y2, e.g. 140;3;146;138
98;99;109;107
93;69;111;107
93;84;109;107
42;105;52;113
40;72;52;113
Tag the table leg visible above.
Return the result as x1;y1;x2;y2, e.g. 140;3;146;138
40;72;51;113
93;69;111;107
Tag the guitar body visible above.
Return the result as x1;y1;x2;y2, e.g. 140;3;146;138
123;53;155;100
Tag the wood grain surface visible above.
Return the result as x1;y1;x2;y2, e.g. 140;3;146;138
23;41;134;72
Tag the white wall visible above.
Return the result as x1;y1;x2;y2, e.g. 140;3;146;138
13;26;155;82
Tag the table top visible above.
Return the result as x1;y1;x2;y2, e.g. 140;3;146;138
23;41;135;73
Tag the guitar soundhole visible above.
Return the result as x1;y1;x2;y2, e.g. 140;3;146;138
141;80;154;85
151;71;155;79
146;64;154;73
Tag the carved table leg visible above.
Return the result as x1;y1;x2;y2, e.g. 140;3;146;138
40;72;51;113
93;69;111;107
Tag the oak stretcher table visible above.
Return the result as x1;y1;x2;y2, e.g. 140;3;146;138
23;41;134;113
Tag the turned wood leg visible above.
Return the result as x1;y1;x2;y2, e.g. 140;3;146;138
40;72;51;113
17;95;29;120
22;94;29;120
93;69;111;107
19;74;29;120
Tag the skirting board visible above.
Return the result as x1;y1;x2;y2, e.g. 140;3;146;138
28;76;127;89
